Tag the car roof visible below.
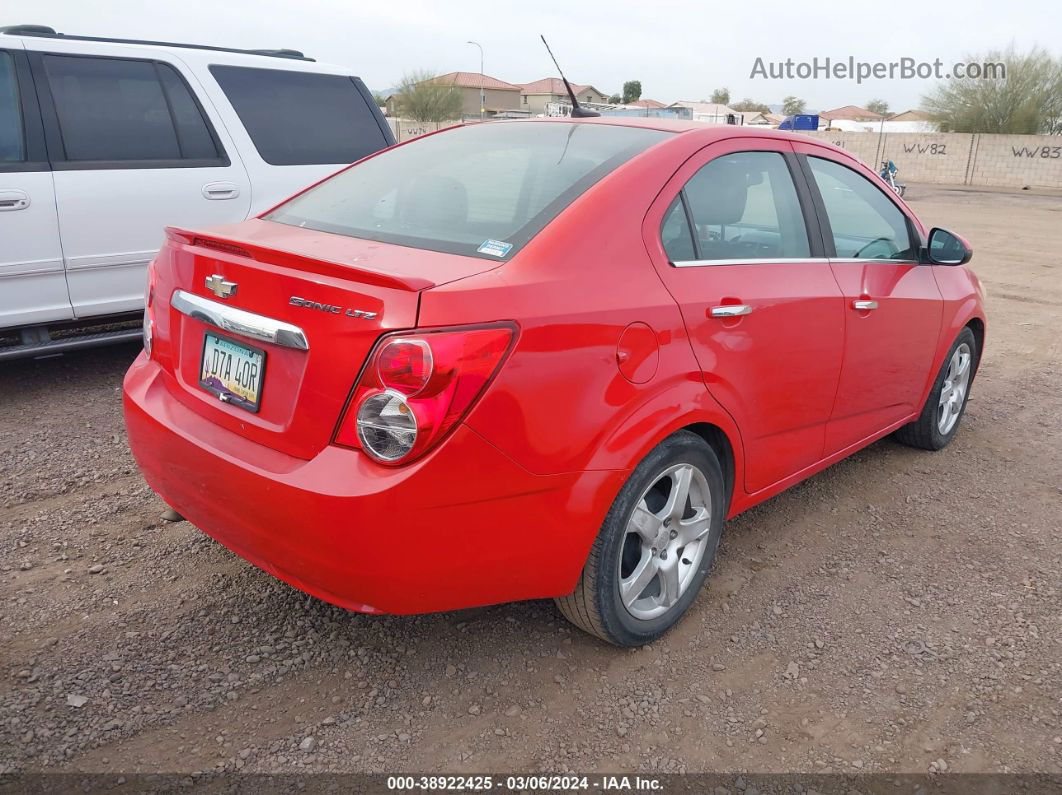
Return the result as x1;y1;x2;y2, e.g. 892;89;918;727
482;115;836;150
504;116;848;157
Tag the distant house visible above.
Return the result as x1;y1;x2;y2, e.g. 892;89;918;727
819;105;886;122
881;110;939;133
735;111;778;126
821;118;879;132
669;101;739;124
517;78;610;115
627;98;667;109
889;109;933;122
820;108;939;133
386;71;523;119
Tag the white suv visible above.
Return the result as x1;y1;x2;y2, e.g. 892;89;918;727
0;24;394;359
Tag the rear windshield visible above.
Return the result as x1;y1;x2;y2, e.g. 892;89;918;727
265;122;670;259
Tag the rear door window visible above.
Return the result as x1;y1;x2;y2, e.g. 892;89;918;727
661;197;696;262
209;65;389;166
0;51;24;163
680;151;810;261
41;54;224;165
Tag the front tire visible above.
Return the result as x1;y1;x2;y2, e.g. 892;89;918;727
555;431;726;646
893;327;977;450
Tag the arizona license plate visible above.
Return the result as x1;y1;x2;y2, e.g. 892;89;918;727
199;333;265;413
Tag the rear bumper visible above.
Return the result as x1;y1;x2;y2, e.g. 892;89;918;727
123;354;620;614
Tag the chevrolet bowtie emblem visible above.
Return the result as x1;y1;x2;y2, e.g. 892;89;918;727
205;274;238;299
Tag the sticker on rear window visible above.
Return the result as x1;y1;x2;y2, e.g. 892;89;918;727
477;239;513;257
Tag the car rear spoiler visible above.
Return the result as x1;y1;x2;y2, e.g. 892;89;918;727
164;227;435;292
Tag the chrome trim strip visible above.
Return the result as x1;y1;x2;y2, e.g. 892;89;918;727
171;290;309;351
671;257;831;268
672;257;921;268
829;258;920;265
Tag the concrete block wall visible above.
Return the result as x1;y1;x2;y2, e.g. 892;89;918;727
879;133;975;185
387;118;461;143
801;131;883;168
968;134;1062;188
386;120;1062;189
800;130;1062;189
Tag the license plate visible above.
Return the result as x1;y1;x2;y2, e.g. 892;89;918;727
199;333;265;413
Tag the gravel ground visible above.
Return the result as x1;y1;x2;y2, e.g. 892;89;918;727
1;185;1060;777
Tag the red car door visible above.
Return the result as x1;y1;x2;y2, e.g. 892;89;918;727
793;145;943;455
645;138;845;494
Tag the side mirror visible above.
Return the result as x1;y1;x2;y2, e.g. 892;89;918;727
924;227;972;266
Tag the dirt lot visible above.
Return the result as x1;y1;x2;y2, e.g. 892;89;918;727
1;185;1060;778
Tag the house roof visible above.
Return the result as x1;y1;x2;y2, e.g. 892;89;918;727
628;98;666;109
519;77;579;94
431;72;521;91
517;78;609;97
735;111;774;124
819;105;885;121
888;109;933;121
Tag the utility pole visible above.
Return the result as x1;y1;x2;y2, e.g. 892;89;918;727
876;114;886;168
467;41;484;121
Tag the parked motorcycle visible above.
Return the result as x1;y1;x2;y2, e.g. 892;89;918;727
879;160;906;197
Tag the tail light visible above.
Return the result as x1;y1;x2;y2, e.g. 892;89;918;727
143;259;158;356
335;323;516;464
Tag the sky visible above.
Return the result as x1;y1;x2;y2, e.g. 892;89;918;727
7;0;1059;112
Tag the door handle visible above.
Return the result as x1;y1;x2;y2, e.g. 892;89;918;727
0;189;30;211
202;181;240;200
709;304;752;318
852;299;879;311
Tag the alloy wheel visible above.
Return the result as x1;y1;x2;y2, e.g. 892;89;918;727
617;463;713;620
937;342;972;435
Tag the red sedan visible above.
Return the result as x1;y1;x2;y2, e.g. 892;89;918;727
124;118;985;646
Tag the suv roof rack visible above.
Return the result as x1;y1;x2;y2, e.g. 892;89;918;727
0;25;314;61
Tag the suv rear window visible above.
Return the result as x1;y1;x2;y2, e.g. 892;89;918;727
0;51;23;162
265;122;670;259
42;55;223;164
209;65;388;166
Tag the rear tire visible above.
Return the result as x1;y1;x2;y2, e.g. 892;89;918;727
893;327;977;451
555;431;726;647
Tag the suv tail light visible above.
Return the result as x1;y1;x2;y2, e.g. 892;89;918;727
334;323;516;464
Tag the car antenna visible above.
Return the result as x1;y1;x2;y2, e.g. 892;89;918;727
540;35;600;118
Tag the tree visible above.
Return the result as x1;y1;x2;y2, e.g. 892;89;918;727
608;93;621;104
782;96;806;115
393;70;464;123
622;80;642;104
710;87;731;105
731;98;770;113
866;98;890;116
922;46;1062;134
372;92;388;109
